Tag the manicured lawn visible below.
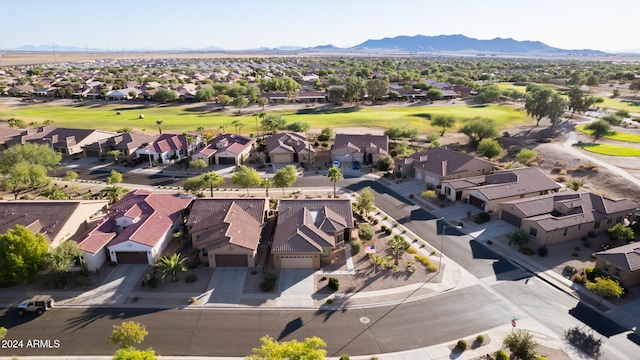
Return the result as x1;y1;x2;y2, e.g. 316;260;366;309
576;125;640;143
0;101;529;133
582;143;640;156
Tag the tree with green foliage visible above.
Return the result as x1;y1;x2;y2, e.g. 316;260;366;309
369;254;385;273
195;87;217;102
366;78;389;102
287;121;311;133
108;321;149;349
587;276;625;305
262;114;286;136
567;87;602;118
355;186;376;215
231;165;261;195
155;119;163;135
358;223;374;241
152;88;177;103
189;158;208;173
525;88;553;126
376;154;394;172
233;96;249;114
630;79;640;100
431;115;456;136
0;327;6;341
384;127;418;140
256;97;267;110
202;171;224;197
0;142;61;199
345;76;365;103
217;94;232;108
101;186;128;204
107;170;123;185
48;240;82;273
387;235;410;266
0;225;50;286
112;347;158;360
318;127;333;142
584;119;611;142
327;166;343;198
476;84;502;103
328;87;345;105
508;229;528;251
247;335;326;360
107;150;121;162
260;178;273;198
182;176;206;195
154;253;187;282
547;93;568;127
8;117;26;128
41;184;69;200
273;164;298;195
601;114;623;126
477;139;503;159
585;73;599;92
608;223;634;244
503;329;538;360
459;117;500;145
426;88;444;101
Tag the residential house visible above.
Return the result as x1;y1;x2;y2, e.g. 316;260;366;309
499;191;637;247
186;198;268;267
192;134;255;165
594;243;640;287
441;167;561;213
76;190;193;270
266;132;315;164
83;133;160;159
271;199;354;268
397;147;495;188
0;199;108;249
398;88;426;100
4;126;119;155
134;133;200;164
263;93;289;104
332;134;389;165
297;92;326;103
7;85;34;96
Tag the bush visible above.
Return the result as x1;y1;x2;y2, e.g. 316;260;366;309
573;275;585;284
420;190;437;200
147;277;158;288
261;281;275;291
328;277;340;291
265;272;277;282
185;274;197;283
384;228;392;235
406;247;418;254
456;339;467;351
572;252;580;257
75;276;87;286
475;334;485;344
326;298;334;304
351;240;363;254
358;223;374;241
415;255;438;272
563;265;577;274
495;350;509;360
478;212;491;223
585;267;605;281
520;247;536;256
339;354;350;360
537;246;548;257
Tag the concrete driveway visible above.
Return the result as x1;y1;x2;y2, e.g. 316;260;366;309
72;264;147;305
277;268;316;307
204;267;248;304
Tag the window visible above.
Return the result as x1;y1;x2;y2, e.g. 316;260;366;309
616;216;623;223
607;218;612;225
603;262;610;272
520;195;525;198
322;248;329;258
446;187;451;195
529;227;537;237
563;228;568;236
594;221;600;229
201;248;208;256
614;267;621;277
336;233;344;244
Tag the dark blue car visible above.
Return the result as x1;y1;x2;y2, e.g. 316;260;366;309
352;161;361;170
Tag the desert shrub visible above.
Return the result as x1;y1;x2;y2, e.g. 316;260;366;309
495;350;509;360
573;275;585;284
326;298;333;304
431;249;437;255
384;228;392;235
585;267;605;281
75;276;87;286
328;277;340;291
380;225;387;232
456;339;467;350
554;160;566;167
572;252;580;257
475;334;485;343
189;296;197;304
185;274;197;283
406;247;418;254
358;223;374;241
520;247;536;256
574;246;581;251
563;265;577;274
261;281;275;291
351;240;363;254
339;354;350;360
372;219;379;225
537;246;548;257
528;161;539;167
265;273;277;282
147;276;158;288
517;148;537;164
420;190;437;200
414;255;438;272
474;212;491;224
554;175;568;182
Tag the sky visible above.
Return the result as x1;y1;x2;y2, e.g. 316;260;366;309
0;0;638;53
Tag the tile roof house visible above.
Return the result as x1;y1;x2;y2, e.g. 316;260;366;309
266;132;315;164
272;199;354;268
0;199;108;248
441;167;561;213
499;190;637;247
332;134;388;165
83;133;160;158
75;189;192;271
186;198;268;267
594;242;640;287
396;147;494;187
192;134;255;165
134;133;200;164
4;126;119;155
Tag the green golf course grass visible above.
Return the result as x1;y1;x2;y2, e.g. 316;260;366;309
576;125;640;143
0;102;529;133
582;143;640;156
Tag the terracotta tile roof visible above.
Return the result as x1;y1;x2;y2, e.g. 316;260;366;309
77;190;192;253
333;134;388;155
272;199;353;253
266;132;314;155
143;134;188;153
195;134;254;158
595;243;640;272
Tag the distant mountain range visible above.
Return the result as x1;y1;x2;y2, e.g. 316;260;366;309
2;35;625;55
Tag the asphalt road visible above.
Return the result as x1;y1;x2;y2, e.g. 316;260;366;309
0;285;515;357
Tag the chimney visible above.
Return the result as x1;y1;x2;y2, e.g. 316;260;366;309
442;160;448;177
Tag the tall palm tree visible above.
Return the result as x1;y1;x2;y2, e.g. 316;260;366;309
260;178;273;197
196;126;206;145
101;186;128;204
154;253;187;282
202;171;224;197
327;166;343;198
387;235;409;266
156;119;163;135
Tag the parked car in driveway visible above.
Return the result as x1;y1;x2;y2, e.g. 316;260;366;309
332;160;341;168
352;161;361;170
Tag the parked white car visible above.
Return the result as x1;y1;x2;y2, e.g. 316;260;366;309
332;160;341;168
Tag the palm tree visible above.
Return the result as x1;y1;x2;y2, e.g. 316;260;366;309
41;184;69;200
369;254;384;274
387;235;409;266
566;178;584;191
107;149;121;162
156;120;163;135
260;178;273;197
327;166;343;198
202;171;224;197
154;253;187;282
255;112;265;139
196;126;206;145
101;185;128;204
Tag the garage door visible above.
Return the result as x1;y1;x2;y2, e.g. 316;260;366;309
271;154;291;163
500;210;522;227
115;251;148;264
415;171;423;181
85;149;101;157
215;254;248;267
468;195;485;210
280;255;314;268
218;157;236;165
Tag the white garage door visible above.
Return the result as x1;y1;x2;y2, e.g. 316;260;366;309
415;171;423;181
271;154;291;163
280;255;314;268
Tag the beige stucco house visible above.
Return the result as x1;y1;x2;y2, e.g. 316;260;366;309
331;134;388;165
594;243;640;287
266;132;315;164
